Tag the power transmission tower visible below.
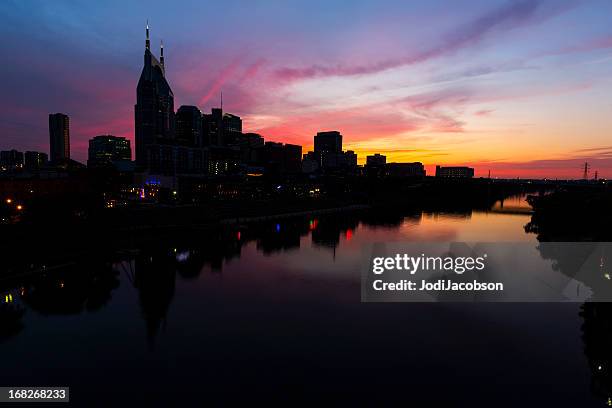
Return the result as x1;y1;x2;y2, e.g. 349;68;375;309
583;162;590;180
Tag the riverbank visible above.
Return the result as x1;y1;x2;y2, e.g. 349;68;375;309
526;185;612;241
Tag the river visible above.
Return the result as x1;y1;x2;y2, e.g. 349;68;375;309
0;195;605;406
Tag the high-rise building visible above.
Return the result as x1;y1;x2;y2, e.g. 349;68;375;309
303;131;356;174
314;131;342;154
175;105;202;146
263;142;302;175
282;144;302;174
235;132;265;166
88;135;132;168
135;23;174;168
24;151;48;171
0;150;24;171
49;113;70;161
222;113;242;145
202;108;223;146
201;110;243;147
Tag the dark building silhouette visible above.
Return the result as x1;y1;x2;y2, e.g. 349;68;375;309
344;150;358;167
366;153;386;166
303;131;356;174
263;142;283;174
87;135;132;168
24;151;48;171
201;109;242;147
134;23;174;169
222;113;242;145
262;142;302;175
283;144;302;174
208;147;240;175
314;131;342;154
175;105;202;147
49;113;70;161
365;153;386;177
435;165;474;178
202;108;223;146
235;132;264;167
386;162;425;177
0;150;24;171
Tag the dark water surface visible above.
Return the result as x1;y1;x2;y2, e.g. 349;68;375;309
0;197;607;406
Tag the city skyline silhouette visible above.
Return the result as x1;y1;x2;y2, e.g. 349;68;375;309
1;1;612;178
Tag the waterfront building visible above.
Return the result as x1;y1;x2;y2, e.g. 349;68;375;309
435;165;475;178
386;162;425;177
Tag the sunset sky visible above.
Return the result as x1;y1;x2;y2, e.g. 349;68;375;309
1;0;612;178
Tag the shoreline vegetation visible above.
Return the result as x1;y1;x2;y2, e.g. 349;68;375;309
526;184;612;241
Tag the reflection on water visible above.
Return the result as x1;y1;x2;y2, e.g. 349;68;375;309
0;197;605;405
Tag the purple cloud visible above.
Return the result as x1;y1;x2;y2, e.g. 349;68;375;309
274;0;551;81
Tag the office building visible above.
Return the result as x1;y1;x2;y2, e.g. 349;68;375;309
435;165;474;178
314;131;342;154
283;144;303;174
134;23;174;168
235;132;265;166
202;108;223;146
222;113;242;145
0;149;24;171
176;105;202;146
24;151;48;171
365;153;386;177
386;162;425;177
49;113;70;161
88;135;132;168
366;153;386;166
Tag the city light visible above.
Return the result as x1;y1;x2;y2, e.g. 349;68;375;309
6;198;12;204
16;205;23;210
345;229;353;241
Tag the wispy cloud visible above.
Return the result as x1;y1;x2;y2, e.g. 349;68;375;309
274;0;551;81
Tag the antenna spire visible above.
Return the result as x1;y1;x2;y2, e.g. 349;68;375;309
145;20;150;50
160;40;164;68
220;91;223;112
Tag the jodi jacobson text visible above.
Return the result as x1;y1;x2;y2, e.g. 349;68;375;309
373;279;504;291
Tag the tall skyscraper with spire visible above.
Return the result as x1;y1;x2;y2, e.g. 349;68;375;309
134;22;175;169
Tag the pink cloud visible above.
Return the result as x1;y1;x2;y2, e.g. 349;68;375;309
199;58;242;106
474;109;495;117
470;147;612;179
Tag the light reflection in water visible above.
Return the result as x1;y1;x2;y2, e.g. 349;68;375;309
0;196;605;406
